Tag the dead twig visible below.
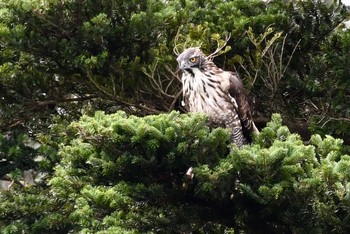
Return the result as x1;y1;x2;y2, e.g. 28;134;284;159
207;32;231;60
173;26;183;56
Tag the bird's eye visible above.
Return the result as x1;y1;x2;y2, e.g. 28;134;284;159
189;57;197;63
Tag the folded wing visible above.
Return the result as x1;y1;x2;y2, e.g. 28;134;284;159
228;72;259;136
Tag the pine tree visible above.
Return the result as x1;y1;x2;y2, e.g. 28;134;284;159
1;112;350;233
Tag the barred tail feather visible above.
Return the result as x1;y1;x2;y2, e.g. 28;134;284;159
232;127;248;148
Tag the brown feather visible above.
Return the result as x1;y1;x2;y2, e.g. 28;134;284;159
228;72;259;135
177;47;259;147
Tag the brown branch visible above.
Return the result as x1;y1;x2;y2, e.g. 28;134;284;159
30;95;98;107
87;72;115;99
207;33;231;60
169;90;183;111
173;26;183;56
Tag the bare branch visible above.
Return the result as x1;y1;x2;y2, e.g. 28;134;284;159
87;72;114;99
321;116;350;128
281;38;301;78
207;32;231;60
29;95;98;107
173;26;183;56
140;59;182;112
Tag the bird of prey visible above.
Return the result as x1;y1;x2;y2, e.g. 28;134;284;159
176;47;259;148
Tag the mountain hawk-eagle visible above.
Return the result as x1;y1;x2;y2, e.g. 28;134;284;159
177;47;259;147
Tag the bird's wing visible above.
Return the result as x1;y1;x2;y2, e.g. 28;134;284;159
228;72;258;134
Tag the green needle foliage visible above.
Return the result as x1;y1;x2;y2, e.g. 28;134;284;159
1;112;350;233
1;0;349;138
1;0;350;233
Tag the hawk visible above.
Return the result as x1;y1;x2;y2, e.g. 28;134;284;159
177;47;259;147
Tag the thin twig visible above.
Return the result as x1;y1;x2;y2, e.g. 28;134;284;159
173;26;183;56
208;33;231;60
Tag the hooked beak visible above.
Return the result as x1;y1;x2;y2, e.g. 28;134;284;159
178;60;187;70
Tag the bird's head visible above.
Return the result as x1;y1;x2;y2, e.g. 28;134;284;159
176;47;208;72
